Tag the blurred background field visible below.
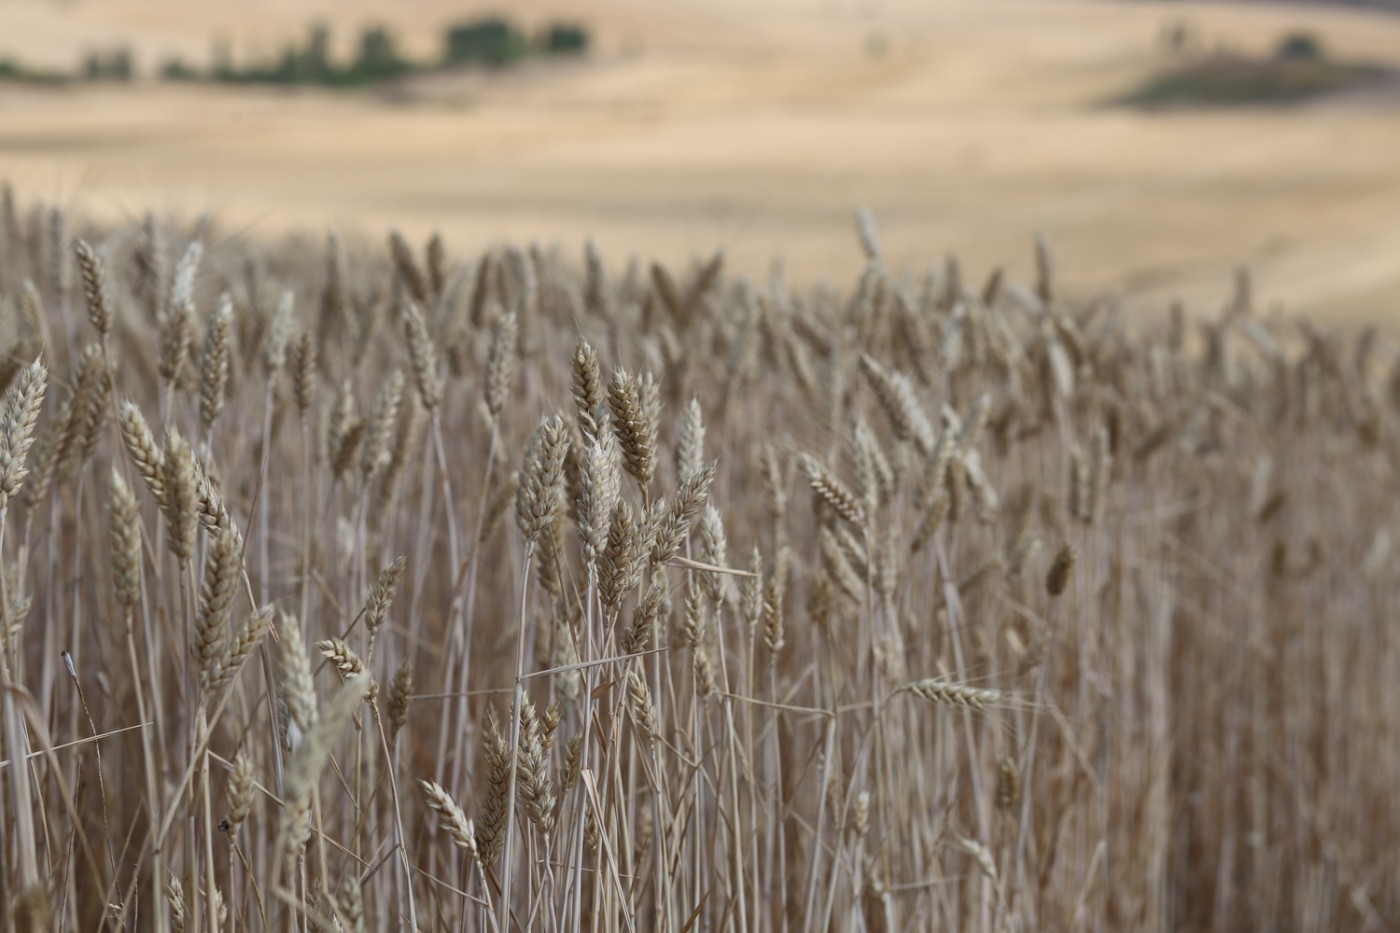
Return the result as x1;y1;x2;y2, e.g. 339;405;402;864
4;0;1400;326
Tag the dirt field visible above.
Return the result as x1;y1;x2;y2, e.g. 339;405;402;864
4;0;1400;326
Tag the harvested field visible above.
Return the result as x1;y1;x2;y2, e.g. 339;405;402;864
4;0;1400;326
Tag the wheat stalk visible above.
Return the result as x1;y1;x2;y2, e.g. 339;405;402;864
0;359;47;509
898;678;1007;710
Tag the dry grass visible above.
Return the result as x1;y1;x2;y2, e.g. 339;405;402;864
1;183;1399;931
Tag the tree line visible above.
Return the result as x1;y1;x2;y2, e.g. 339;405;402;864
0;18;590;88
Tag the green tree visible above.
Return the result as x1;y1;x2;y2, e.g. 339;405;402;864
305;23;332;81
1276;31;1324;63
210;36;235;81
109;47;134;81
83;47;135;81
161;57;199;81
444;19;528;67
355;25;408;80
540;23;589;56
270;45;305;85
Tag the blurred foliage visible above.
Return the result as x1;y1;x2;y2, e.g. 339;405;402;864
83;47;135;81
1124;27;1383;107
208;23;411;86
348;25;412;82
0;57;68;85
539;23;590;56
160;57;199;82
0;47;128;84
0;16;589;89
445;18;529;67
1276;31;1325;63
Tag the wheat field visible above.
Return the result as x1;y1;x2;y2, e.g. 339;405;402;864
0;183;1397;931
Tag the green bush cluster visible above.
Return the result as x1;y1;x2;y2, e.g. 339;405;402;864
445;19;529;67
540;23;590;56
443;18;591;68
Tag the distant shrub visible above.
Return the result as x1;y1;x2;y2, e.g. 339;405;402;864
161;58;199;81
444;18;529;67
303;23;332;82
1120;23;1386;109
269;46;306;85
208;38;235;82
1122;55;1381;108
353;25;410;81
540;23;590;56
197;23;408;88
83;47;135;82
0;58;66;84
1276;31;1324;63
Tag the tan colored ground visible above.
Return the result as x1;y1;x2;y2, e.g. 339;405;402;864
4;0;1400;326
